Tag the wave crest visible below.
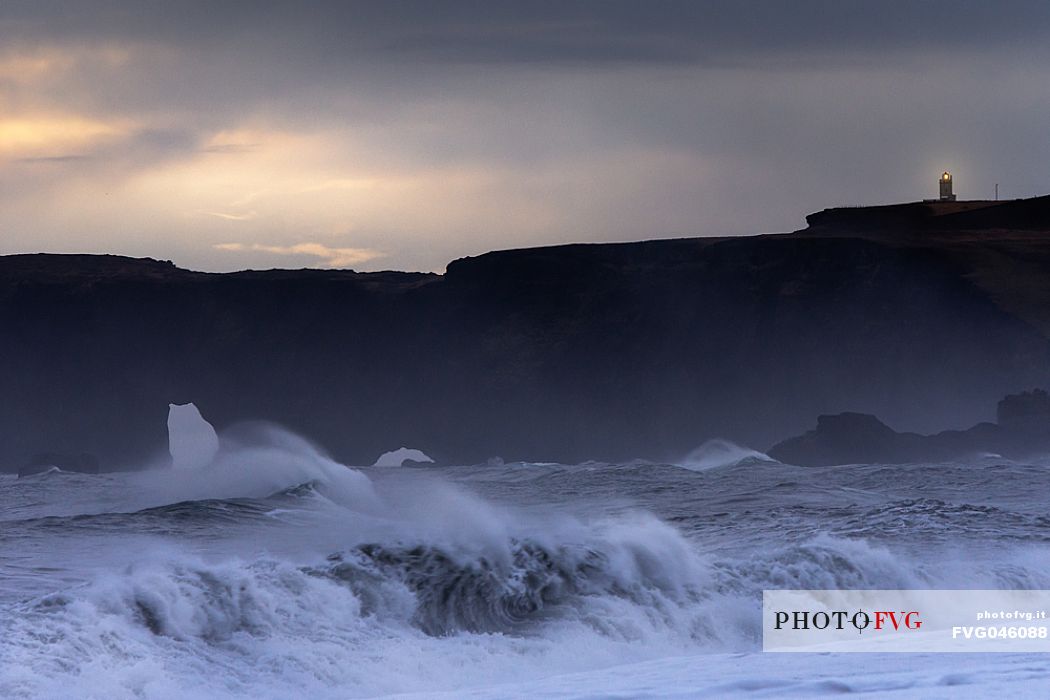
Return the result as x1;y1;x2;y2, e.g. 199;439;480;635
678;439;775;472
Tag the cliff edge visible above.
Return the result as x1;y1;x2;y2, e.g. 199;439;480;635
2;195;1050;469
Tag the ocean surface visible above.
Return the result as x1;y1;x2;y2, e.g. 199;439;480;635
3;428;1050;699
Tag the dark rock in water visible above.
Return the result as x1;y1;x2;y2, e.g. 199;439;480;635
768;413;925;466
997;389;1050;436
18;452;101;477
769;389;1050;466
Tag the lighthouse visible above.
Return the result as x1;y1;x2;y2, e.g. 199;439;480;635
939;171;956;202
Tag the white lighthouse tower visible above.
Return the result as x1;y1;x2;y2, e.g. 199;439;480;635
939;171;956;201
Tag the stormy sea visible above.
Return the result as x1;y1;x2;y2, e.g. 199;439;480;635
3;424;1050;699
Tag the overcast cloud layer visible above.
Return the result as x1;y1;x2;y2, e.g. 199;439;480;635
2;1;1049;271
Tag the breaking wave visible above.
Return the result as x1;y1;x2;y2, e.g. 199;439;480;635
0;515;725;699
0;426;733;699
677;439;775;471
6;425;1050;698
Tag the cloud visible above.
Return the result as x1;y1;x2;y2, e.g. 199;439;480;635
201;143;258;154
2;2;1050;274
0;115;132;160
5;2;1050;69
213;242;385;268
15;154;91;163
205;211;257;221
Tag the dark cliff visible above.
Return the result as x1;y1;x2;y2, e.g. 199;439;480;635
3;195;1050;469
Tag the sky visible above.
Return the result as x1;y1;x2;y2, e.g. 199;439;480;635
1;1;1049;273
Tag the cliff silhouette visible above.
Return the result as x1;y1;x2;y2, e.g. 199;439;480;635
768;389;1050;466
3;194;1050;470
